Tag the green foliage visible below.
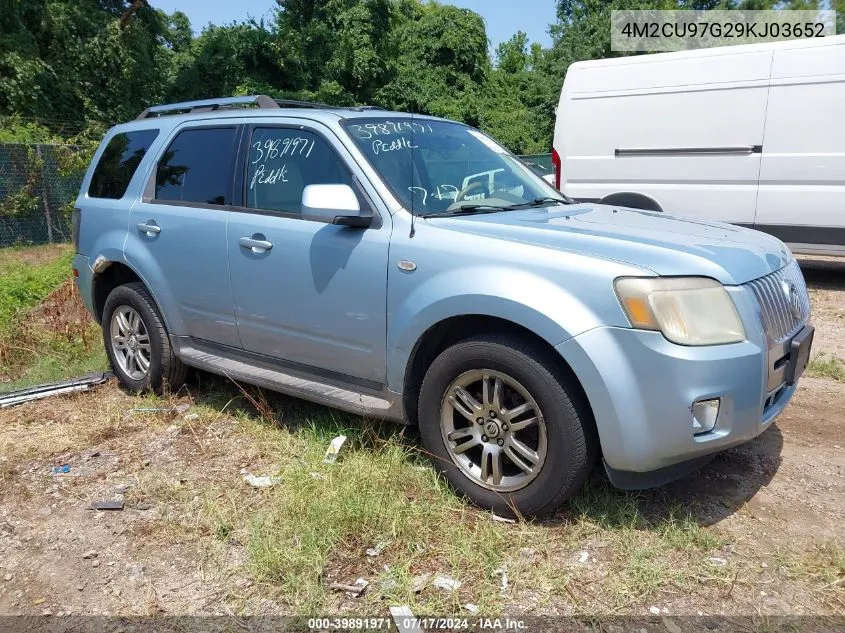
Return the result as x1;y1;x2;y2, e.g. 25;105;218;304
0;117;101;220
808;354;845;381
0;247;72;332
0;116;54;144
0;0;171;129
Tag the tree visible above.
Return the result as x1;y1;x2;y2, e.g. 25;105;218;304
271;0;397;104
478;32;552;153
496;31;530;75
376;2;489;124
0;0;172;126
169;20;281;102
837;0;845;34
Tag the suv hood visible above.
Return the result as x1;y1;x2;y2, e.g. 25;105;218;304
427;203;790;285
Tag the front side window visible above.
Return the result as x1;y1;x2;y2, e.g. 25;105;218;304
155;127;237;205
89;129;159;199
343;119;566;215
246;127;355;214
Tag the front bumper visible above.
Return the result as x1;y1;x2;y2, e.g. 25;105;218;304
557;273;806;484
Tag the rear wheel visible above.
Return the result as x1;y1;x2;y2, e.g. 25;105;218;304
418;334;596;517
102;282;186;394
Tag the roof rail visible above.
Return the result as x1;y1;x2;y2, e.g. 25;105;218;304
137;95;279;120
274;100;386;112
136;95;390;120
274;99;336;109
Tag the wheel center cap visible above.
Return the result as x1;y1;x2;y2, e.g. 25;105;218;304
128;337;136;349
484;421;500;438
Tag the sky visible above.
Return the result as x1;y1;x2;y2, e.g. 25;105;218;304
152;0;558;50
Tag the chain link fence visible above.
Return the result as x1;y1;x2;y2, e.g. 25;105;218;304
520;153;554;172
0;143;86;247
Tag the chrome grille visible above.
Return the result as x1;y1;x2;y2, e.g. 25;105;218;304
745;259;810;344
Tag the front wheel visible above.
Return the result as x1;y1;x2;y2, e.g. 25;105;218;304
102;282;187;394
418;334;596;517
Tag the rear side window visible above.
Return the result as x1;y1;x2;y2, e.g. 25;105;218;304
155;127;237;206
88;129;159;199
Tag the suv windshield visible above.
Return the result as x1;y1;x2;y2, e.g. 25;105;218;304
343;118;568;216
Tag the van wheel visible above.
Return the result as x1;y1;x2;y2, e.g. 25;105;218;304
600;192;662;212
102;282;187;394
417;334;596;518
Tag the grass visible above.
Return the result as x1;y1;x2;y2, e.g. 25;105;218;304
807;354;845;382
0;243;106;390
0;375;740;615
0;244;74;332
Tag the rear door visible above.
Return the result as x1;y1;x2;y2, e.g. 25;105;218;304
124;123;242;347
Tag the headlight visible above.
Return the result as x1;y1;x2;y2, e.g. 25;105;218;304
614;277;746;346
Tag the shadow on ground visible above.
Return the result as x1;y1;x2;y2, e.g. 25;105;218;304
798;257;845;291
557;423;784;530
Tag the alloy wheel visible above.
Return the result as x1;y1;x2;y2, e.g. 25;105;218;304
110;306;152;381
440;369;548;492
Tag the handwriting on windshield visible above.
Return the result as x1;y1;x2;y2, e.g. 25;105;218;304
373;137;418;155
407;185;462;206
350;122;434;140
408;187;428;206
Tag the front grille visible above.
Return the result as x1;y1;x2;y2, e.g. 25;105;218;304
745;259;810;344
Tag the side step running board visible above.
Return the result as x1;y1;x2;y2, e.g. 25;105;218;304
175;341;404;422
0;373;112;408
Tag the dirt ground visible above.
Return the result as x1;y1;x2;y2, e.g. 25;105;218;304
0;257;843;619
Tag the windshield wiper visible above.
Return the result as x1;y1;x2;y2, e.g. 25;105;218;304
421;196;574;219
511;196;574;208
420;205;511;218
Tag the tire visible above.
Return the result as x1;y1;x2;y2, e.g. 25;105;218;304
599;192;663;212
102;282;187;394
418;334;596;518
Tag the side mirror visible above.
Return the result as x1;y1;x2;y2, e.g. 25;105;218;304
301;184;371;228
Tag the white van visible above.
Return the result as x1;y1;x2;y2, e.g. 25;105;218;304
552;35;845;255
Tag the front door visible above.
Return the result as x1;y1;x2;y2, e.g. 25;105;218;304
227;124;391;385
125;124;241;348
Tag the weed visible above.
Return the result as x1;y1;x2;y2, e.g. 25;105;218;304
0;245;73;332
808;354;845;382
0;244;106;388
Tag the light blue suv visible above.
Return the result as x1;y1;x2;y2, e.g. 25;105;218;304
72;95;813;516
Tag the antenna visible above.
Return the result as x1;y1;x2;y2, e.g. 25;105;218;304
409;110;417;238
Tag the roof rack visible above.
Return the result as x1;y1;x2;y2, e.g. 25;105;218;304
275;99;336;109
137;95;279;120
136;95;388;120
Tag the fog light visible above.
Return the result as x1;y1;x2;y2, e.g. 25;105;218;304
692;399;720;434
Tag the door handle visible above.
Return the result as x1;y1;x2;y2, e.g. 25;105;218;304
239;236;273;253
137;221;161;236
